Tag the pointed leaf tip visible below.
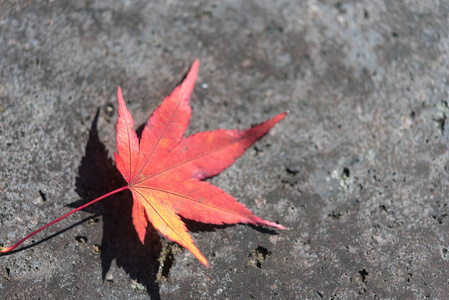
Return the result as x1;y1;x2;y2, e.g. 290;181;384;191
201;257;209;267
178;60;200;100
187;60;199;81
117;86;123;102
267;222;286;230
192;59;200;72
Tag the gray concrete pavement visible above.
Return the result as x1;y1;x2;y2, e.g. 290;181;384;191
1;1;449;298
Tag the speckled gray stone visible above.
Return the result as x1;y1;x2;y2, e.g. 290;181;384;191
1;1;449;299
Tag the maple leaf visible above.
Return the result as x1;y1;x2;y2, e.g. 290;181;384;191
115;60;286;266
1;60;287;267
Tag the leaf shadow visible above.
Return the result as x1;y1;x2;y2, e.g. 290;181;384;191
247;224;280;235
183;219;281;235
71;109;162;298
182;218;232;233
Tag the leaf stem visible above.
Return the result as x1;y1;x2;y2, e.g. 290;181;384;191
0;186;129;254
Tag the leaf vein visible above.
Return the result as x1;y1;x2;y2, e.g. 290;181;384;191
131;100;183;183
132;187;191;245
134;185;242;217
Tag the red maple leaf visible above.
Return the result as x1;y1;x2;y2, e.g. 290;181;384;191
1;60;287;267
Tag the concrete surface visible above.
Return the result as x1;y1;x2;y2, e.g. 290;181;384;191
1;0;449;299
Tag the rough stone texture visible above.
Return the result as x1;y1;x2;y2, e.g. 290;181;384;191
1;0;449;299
